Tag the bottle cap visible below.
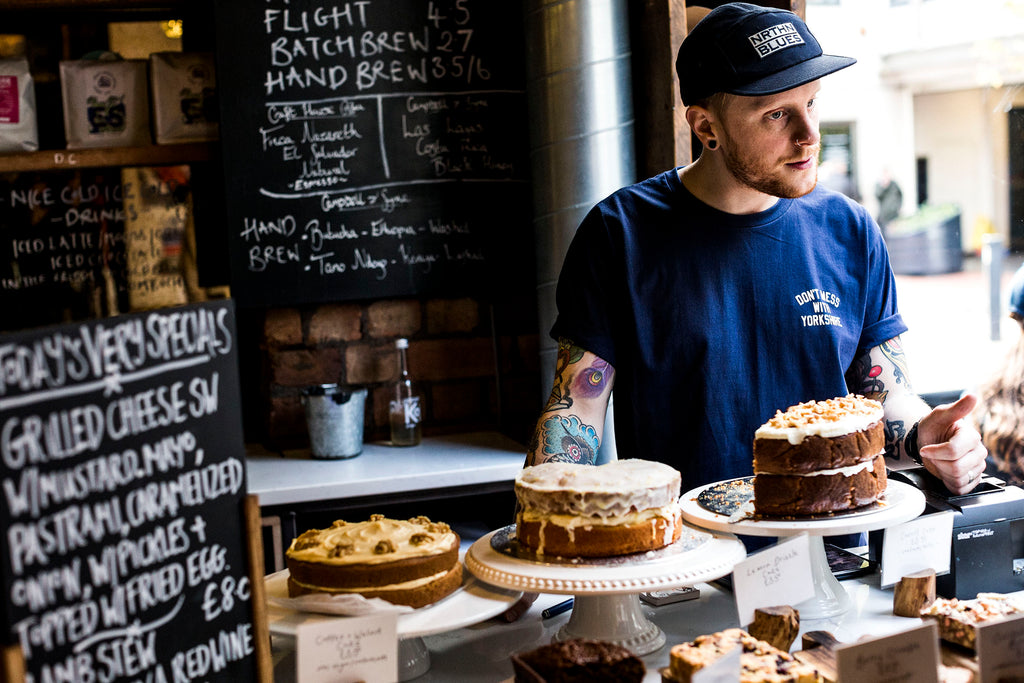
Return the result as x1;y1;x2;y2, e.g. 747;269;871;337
395;338;409;349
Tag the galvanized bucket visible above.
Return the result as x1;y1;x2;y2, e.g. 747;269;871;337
302;384;367;459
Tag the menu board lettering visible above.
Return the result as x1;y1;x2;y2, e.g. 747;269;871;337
0;301;257;682
214;0;532;307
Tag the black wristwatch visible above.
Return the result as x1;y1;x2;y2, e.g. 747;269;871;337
904;421;923;465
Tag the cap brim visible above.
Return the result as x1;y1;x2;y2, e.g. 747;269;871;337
730;54;856;97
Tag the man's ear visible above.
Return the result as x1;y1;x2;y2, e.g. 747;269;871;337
685;105;716;148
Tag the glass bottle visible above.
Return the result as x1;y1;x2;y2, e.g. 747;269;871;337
389;338;423;446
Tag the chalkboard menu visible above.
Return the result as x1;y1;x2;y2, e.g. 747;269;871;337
0;170;129;331
213;0;531;307
0;301;258;682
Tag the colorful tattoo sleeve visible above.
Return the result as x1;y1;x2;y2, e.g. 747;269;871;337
536;414;600;464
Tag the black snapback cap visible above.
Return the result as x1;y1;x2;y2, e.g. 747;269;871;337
676;2;856;106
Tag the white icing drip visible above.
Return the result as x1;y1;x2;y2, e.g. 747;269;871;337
755;456;879;477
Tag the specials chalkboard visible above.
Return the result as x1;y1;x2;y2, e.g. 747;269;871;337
0;300;259;682
213;0;531;307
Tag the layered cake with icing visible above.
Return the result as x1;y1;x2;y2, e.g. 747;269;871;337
514;459;683;557
664;628;821;683
511;638;645;682
285;514;462;608
752;395;887;516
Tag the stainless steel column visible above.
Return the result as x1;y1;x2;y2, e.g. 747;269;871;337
524;0;636;457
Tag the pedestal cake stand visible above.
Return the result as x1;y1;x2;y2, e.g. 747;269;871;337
679;478;926;619
465;523;746;654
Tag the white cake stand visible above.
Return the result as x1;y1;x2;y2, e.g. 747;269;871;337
465;523;746;655
679;479;926;620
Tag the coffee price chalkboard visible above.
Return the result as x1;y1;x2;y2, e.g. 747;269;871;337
213;0;531;307
0;300;262;682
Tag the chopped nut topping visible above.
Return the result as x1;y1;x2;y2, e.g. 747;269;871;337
409;515;432;525
328;543;355;558
426;522;451;534
369;513;385;521
409;533;433;546
764;394;882;429
293;530;321;551
330;520;348;528
374;539;396;554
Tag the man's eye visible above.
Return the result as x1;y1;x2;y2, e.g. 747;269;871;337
768;111;785;121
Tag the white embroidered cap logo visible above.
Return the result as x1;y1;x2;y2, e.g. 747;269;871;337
748;22;805;59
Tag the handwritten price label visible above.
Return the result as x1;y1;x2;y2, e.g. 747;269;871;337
733;534;813;626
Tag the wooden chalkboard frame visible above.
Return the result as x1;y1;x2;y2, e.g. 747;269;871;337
0;301;270;683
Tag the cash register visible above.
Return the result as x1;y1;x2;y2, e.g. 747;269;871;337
871;468;1024;599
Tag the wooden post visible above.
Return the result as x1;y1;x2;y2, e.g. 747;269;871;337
749;605;801;651
245;494;274;683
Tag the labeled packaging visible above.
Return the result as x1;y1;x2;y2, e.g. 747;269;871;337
0;35;38;152
389;338;423;446
60;54;150;149
149;52;218;144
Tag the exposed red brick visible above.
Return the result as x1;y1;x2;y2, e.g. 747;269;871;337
309;304;362;345
426;298;480;334
346;342;398;384
263;308;302;347
366;299;421;338
407;337;495;381
269;348;343;387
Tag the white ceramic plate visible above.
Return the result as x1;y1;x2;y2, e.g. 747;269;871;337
264;566;522;638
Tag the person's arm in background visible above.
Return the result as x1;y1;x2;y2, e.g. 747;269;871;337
846;336;988;495
526;337;615;467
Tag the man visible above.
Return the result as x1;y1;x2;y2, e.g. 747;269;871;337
526;2;986;497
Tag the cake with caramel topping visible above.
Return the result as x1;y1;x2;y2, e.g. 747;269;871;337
753;395;887;516
514;459;683;557
285;514;462;608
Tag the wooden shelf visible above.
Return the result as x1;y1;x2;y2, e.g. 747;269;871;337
0;142;216;172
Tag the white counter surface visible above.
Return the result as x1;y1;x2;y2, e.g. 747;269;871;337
246;431;526;507
270;567;974;682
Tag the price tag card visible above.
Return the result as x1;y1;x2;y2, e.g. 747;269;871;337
880;511;954;587
733;534;813;626
976;611;1024;682
692;642;740;683
836;622;939;683
296;612;398;683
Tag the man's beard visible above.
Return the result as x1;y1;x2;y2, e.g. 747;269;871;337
722;144;820;199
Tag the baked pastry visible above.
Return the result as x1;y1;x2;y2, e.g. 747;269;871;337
285;514;462;608
664;628;820;683
753;395;887;516
920;592;1024;650
511;638;645;682
514;459;683;557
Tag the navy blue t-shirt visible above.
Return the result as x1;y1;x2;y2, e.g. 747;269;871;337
551;168;907;492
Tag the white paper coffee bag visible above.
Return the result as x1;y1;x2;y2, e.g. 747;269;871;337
149;52;218;143
0;57;39;152
60;57;150;149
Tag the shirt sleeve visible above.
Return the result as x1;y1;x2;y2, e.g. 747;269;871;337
549;205;621;368
857;217;908;353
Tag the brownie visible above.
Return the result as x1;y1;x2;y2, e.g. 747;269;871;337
511;638;645;683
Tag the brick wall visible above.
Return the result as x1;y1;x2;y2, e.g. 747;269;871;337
258;295;542;447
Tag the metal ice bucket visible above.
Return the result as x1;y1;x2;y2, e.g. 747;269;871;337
301;383;367;459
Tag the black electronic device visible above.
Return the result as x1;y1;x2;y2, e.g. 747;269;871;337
871;468;1024;599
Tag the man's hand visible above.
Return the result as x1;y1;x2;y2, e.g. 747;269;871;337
916;394;988;495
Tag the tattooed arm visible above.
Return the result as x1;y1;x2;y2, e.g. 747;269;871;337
525;337;615;467
846;336;987;494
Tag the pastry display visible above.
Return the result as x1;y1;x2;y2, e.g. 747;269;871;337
753;395;887;516
285;514;462;608
514;458;683;557
511;638;645;682
663;628;821;683
920;592;1024;650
